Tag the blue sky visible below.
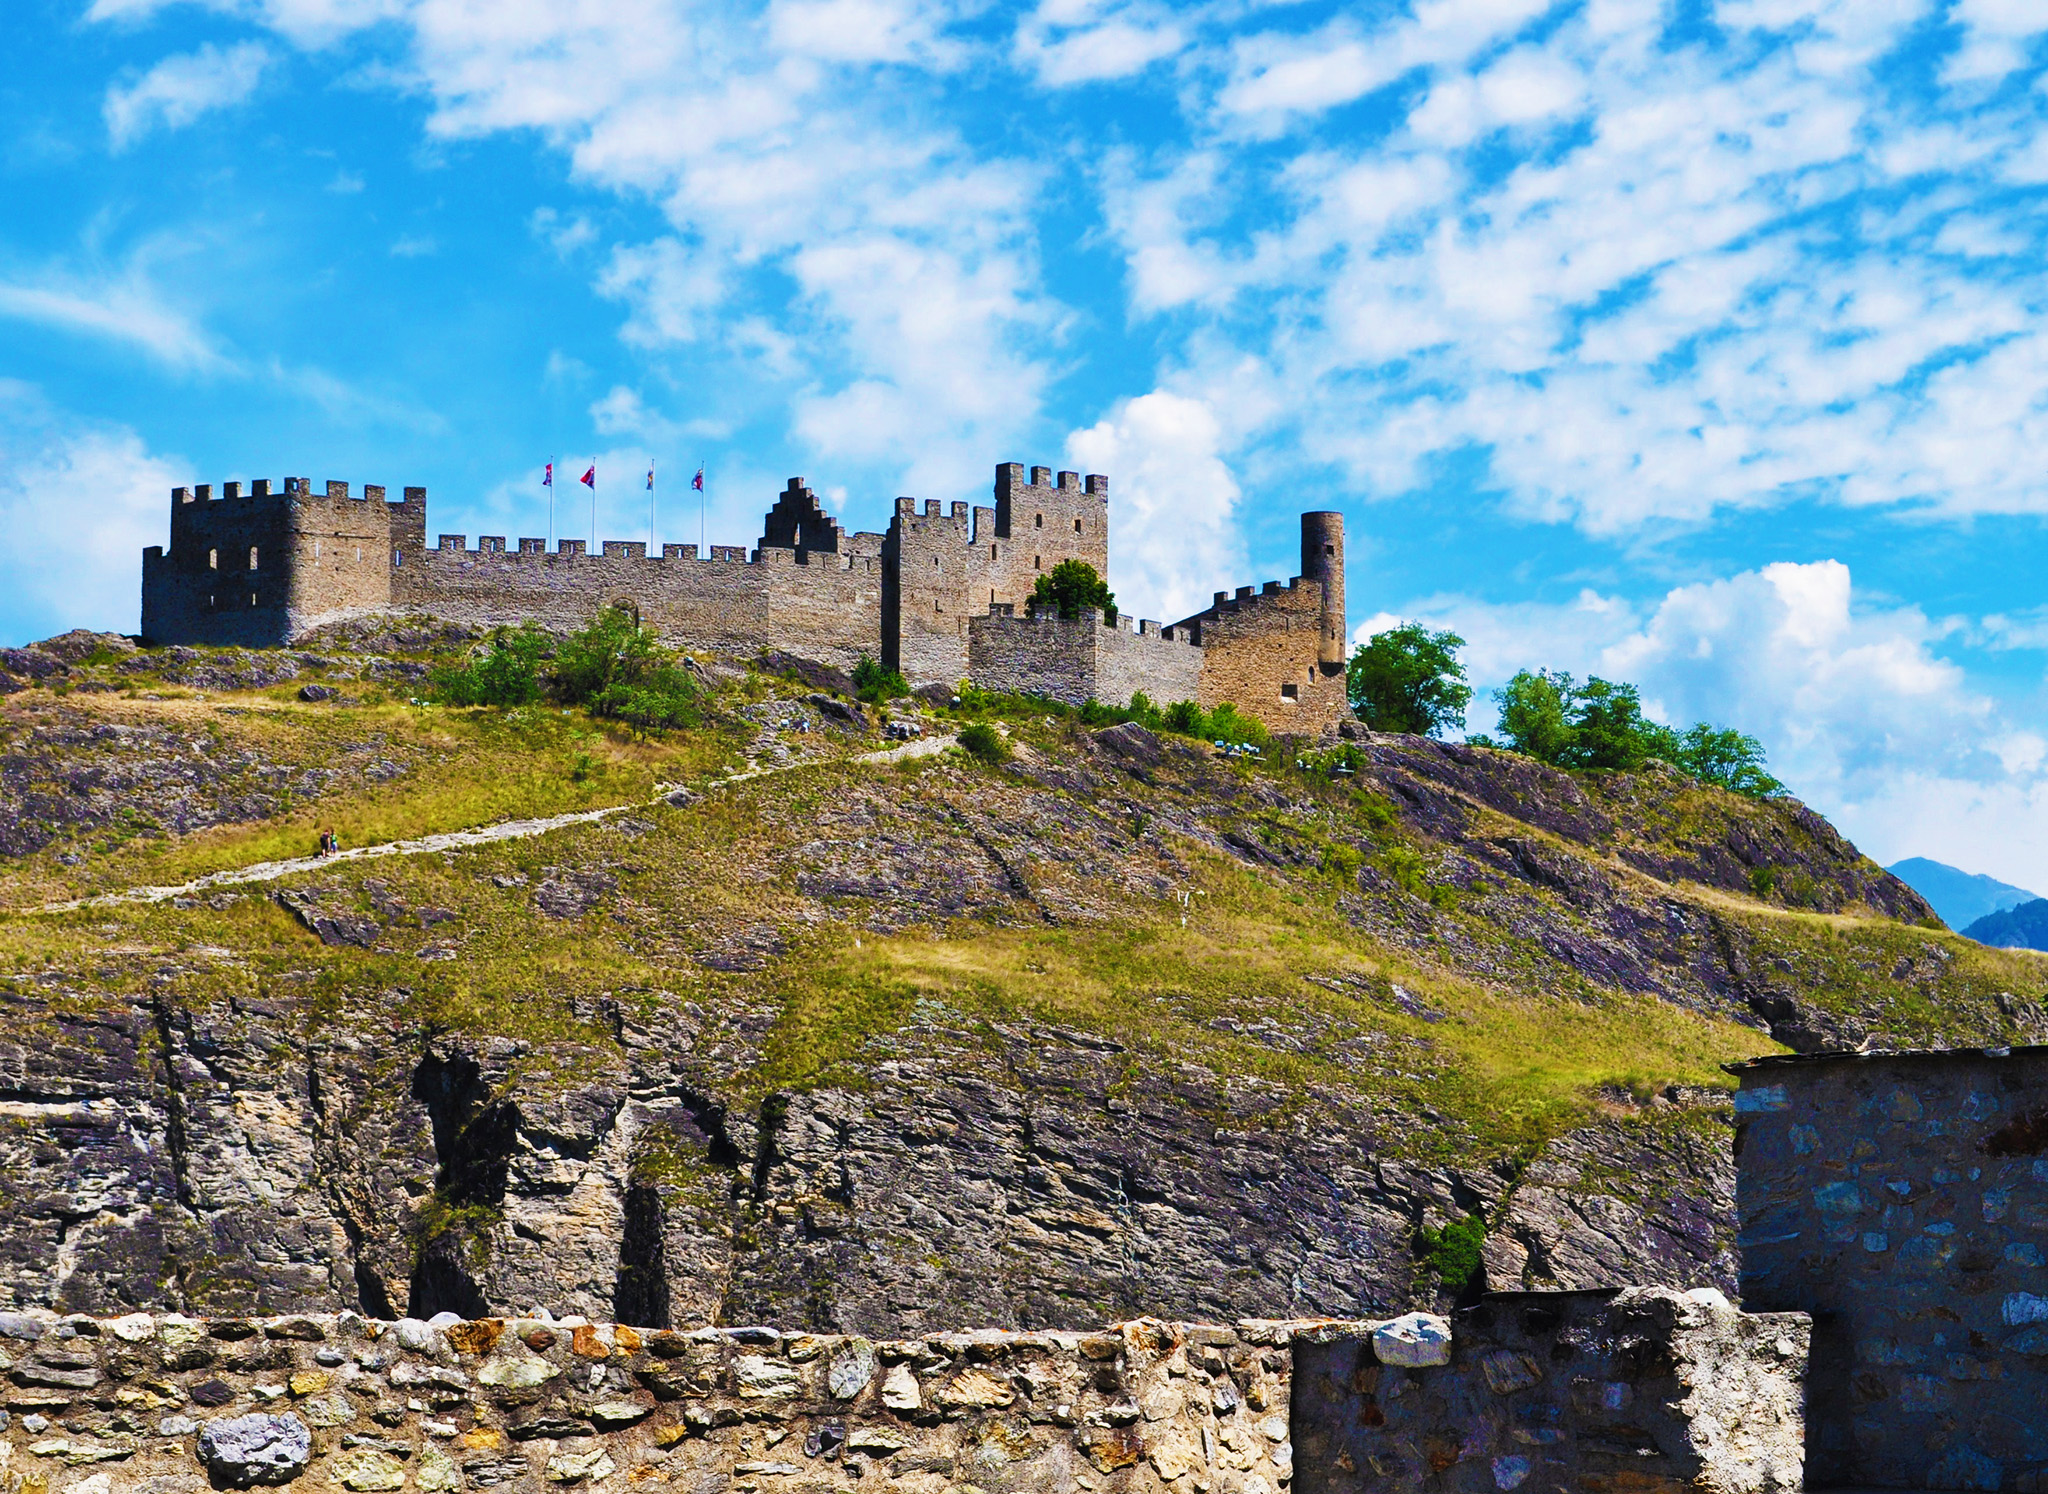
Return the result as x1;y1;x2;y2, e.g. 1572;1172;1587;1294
7;0;2048;888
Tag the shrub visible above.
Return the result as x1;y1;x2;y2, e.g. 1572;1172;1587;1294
430;625;548;707
958;721;1010;765
1417;1213;1487;1296
852;654;910;704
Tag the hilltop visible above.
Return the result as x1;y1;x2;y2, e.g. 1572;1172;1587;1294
1;622;2042;1333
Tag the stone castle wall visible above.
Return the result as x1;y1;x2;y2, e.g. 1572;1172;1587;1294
138;464;1349;734
964;608;1202;709
1174;583;1350;736
1733;1045;2048;1489
142;482;424;649
886;467;1109;687
393;545;884;674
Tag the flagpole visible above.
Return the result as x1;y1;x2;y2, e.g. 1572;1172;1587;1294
649;461;656;550
590;463;597;552
547;455;555;550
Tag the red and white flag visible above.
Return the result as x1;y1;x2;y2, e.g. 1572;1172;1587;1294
692;466;705;492
543;461;553;488
580;465;596;490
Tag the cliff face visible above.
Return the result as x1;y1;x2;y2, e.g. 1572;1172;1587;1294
0;635;2040;1331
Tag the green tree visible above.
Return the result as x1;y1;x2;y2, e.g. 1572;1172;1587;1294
1030;559;1116;620
1494;669;1579;765
1492;668;1785;799
1673;724;1784;798
1571;676;1680;771
1346;623;1472;737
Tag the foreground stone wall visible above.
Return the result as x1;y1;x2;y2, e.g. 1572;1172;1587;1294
0;1313;1302;1494
0;1299;1814;1494
1290;1288;1807;1494
1734;1045;2048;1489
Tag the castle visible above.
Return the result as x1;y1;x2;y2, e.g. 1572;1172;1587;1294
140;462;1353;731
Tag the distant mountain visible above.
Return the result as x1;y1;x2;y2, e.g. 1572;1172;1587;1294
1963;899;2048;951
1887;857;2041;932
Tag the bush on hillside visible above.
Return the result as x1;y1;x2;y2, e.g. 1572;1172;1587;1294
852;654;910;704
958;721;1010;765
430;625;549;707
551;606;701;732
1416;1213;1487;1296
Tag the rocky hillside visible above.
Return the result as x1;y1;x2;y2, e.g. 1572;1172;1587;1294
1;623;2042;1333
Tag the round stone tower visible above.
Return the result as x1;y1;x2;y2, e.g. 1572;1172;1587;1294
1300;511;1346;667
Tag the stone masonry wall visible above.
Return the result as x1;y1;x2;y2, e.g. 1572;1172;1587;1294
392;547;883;673
0;1300;1808;1494
887;467;1109;687
964;609;1201;709
1733;1045;2048;1489
1290;1288;1808;1494
0;1312;1303;1494
1172;584;1350;736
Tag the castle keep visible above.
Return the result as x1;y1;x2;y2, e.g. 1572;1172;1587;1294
141;463;1350;731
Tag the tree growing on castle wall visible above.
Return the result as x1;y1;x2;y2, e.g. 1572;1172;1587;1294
1030;560;1116;621
1346;623;1472;738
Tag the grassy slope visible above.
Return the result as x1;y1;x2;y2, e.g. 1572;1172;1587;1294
8;643;2046;1181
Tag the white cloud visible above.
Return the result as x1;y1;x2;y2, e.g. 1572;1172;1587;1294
1067;391;1245;624
768;0;962;65
389;234;437;258
530;207;597;257
1018;0;1187;87
104;41;274;150
0;383;184;643
1218;0;1552;128
0;256;223;371
1943;0;2046;84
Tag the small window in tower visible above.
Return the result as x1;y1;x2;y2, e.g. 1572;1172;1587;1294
394;549;402;568
250;593;258;607
356;547;362;561
933;556;940;568
315;539;321;558
1074;518;1082;533
1034;514;1043;528
249;546;259;570
1034;555;1042;569
1325;543;1334;556
208;548;218;570
990;545;997;560
1281;683;1299;701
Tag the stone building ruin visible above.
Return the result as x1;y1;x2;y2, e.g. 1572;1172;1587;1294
140;463;1352;732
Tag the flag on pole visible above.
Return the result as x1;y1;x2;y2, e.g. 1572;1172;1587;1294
581;465;596;489
543;461;553;488
646;463;655;491
692;466;705;492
